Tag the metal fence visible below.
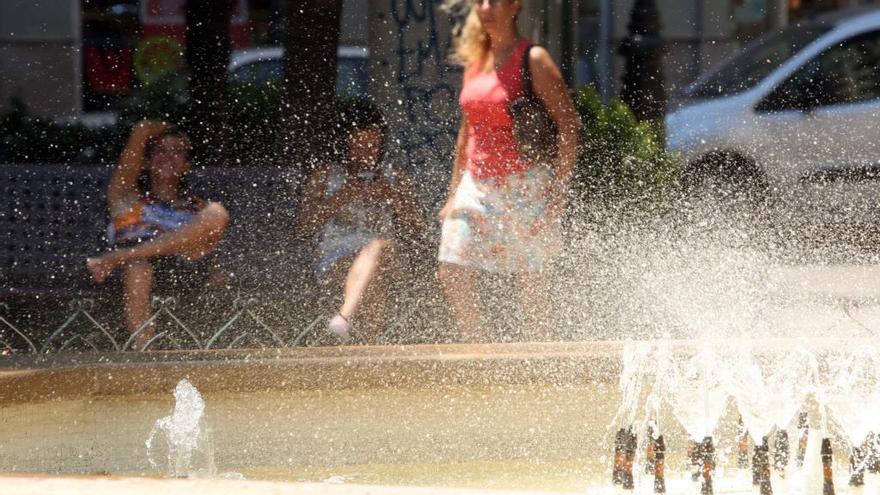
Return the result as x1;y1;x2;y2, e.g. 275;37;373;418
0;290;431;354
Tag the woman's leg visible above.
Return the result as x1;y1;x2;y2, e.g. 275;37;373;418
437;262;487;342
515;270;555;341
122;259;155;351
87;202;229;283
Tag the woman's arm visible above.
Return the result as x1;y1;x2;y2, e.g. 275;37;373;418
528;47;582;189
438;115;469;221
107;120;169;217
448;114;469;197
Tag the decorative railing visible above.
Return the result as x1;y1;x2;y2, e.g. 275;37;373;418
0;291;429;354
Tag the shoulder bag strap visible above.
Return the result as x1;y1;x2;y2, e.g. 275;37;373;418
520;44;535;98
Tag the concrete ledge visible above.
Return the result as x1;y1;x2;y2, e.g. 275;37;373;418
0;338;864;404
0;342;625;403
0;475;565;495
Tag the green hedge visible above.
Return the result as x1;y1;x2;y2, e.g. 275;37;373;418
572;87;682;209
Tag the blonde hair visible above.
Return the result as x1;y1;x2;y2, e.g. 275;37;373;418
449;7;490;67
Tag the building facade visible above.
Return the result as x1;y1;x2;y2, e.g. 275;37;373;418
573;0;880;100
1;1;878;121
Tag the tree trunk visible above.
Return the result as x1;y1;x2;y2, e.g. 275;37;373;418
282;0;343;171
185;0;235;165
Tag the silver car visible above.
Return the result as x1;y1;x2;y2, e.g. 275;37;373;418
667;8;880;210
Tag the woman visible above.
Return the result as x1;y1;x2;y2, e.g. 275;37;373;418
437;0;581;341
86;120;229;351
297;100;427;343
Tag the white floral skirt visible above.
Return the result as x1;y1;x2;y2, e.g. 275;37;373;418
438;168;562;273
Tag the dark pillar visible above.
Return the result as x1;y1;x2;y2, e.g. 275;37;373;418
612;428;626;485
184;0;235;164
612;427;636;489
618;0;666;123
869;432;880;473
752;436;772;495
796;412;809;467
282;0;343;171
850;441;867;487
645;424;656;474
623;429;636;490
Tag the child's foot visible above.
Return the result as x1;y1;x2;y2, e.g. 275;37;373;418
86;255;116;284
327;314;352;344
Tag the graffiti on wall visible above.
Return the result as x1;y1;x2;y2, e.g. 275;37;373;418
385;0;462;182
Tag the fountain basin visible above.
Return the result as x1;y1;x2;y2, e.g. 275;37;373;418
0;474;572;495
0;342;875;493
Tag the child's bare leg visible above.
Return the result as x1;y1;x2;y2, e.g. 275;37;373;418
437;262;487;342
337;239;394;320
88;202;229;283
122;259;154;351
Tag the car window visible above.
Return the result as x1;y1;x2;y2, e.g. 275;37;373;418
230;56;368;96
230;63;256;83
336;57;369;96
231;60;282;84
758;30;880;112
256;60;283;81
687;25;830;100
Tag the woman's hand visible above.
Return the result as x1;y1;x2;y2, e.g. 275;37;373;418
438;199;455;224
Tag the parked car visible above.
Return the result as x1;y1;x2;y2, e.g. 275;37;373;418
228;45;370;96
666;8;880;201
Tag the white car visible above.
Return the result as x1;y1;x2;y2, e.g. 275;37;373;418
228;45;370;95
666;8;880;201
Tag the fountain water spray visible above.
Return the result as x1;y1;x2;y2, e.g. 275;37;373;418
146;378;215;477
822;346;880;489
612;339;880;494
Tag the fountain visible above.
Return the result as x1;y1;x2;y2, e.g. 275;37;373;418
2;203;880;494
2;137;880;494
0;336;877;493
146;379;215;478
609;339;880;494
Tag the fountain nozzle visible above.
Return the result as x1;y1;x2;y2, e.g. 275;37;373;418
698;436;715;495
822;438;835;495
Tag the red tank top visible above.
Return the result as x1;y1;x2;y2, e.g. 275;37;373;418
459;38;531;180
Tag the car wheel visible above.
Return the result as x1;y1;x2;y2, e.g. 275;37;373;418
682;153;769;207
679;153;781;251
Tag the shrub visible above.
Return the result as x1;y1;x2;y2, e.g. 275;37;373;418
572;86;682;210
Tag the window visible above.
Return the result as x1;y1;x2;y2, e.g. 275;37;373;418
336;57;369;96
687;24;830;100
230;56;368;96
758;30;880;112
